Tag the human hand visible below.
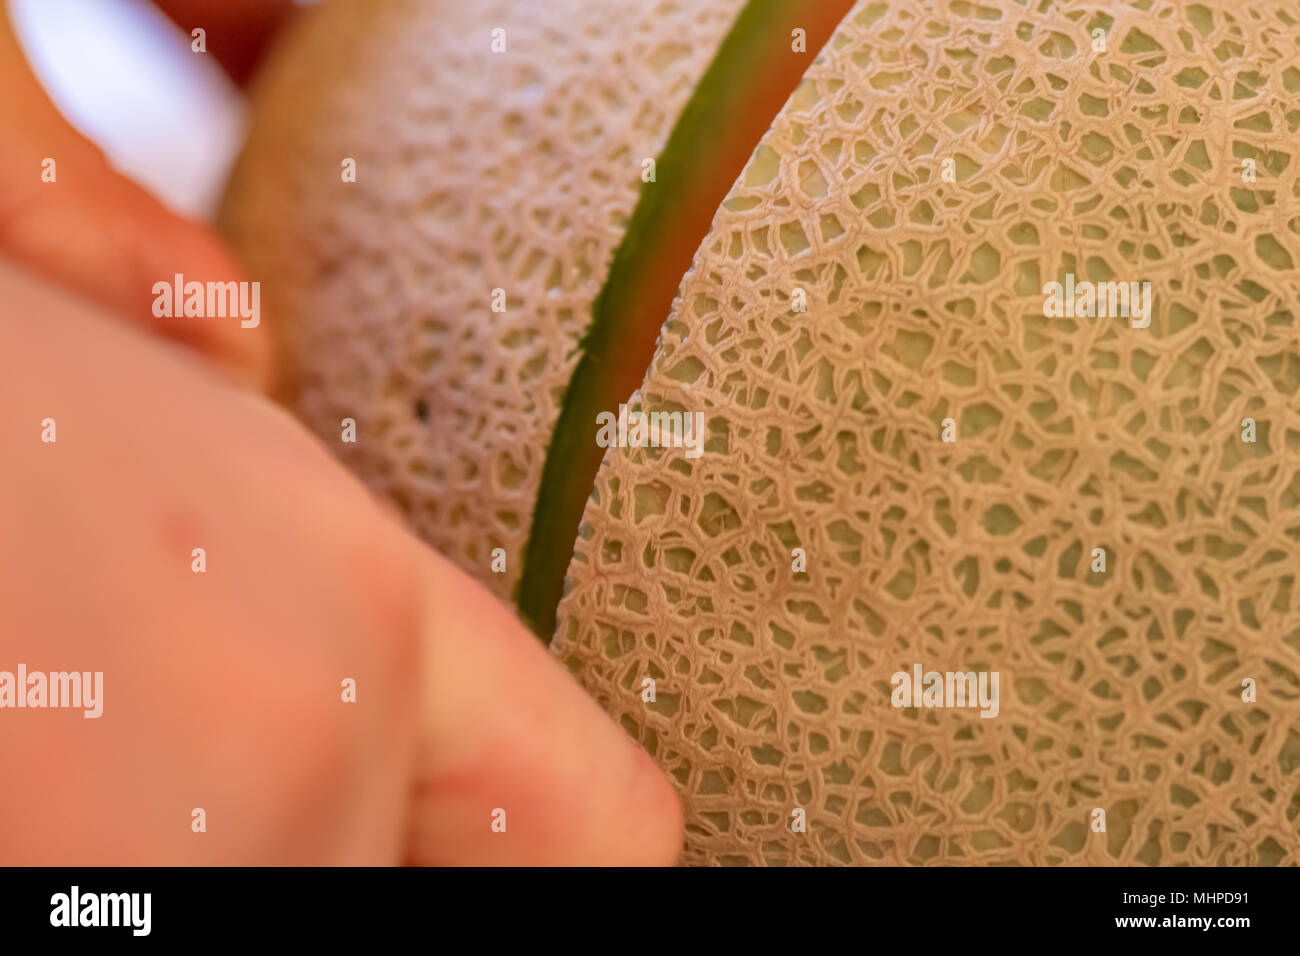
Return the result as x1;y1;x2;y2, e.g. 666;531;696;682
0;0;681;866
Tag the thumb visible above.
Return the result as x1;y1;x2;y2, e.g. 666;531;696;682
0;6;269;389
409;549;684;866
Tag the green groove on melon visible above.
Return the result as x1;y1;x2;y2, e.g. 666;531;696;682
219;0;752;604
517;0;857;640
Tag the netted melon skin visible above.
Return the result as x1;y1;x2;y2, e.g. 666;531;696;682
220;0;744;599
555;0;1300;865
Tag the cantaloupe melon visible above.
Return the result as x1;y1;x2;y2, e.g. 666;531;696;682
219;0;845;601
223;0;1300;865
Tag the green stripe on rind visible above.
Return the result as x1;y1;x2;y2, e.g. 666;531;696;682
517;0;857;640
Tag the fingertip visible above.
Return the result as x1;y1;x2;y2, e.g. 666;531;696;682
622;743;685;867
0;5;273;393
408;551;684;866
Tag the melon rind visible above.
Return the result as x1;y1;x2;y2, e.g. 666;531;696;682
221;0;745;600
554;0;1300;865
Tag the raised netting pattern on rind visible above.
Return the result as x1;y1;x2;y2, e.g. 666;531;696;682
221;0;743;600
555;0;1300;865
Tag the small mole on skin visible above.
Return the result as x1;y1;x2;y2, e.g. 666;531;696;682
414;398;431;422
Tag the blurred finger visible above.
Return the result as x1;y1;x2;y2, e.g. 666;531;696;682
0;7;270;388
408;552;684;866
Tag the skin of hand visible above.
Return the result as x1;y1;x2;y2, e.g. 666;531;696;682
0;1;682;865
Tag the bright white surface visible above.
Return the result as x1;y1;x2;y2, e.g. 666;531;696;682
8;0;246;219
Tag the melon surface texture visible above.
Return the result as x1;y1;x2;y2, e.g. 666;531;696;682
221;0;750;602
223;0;1300;865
